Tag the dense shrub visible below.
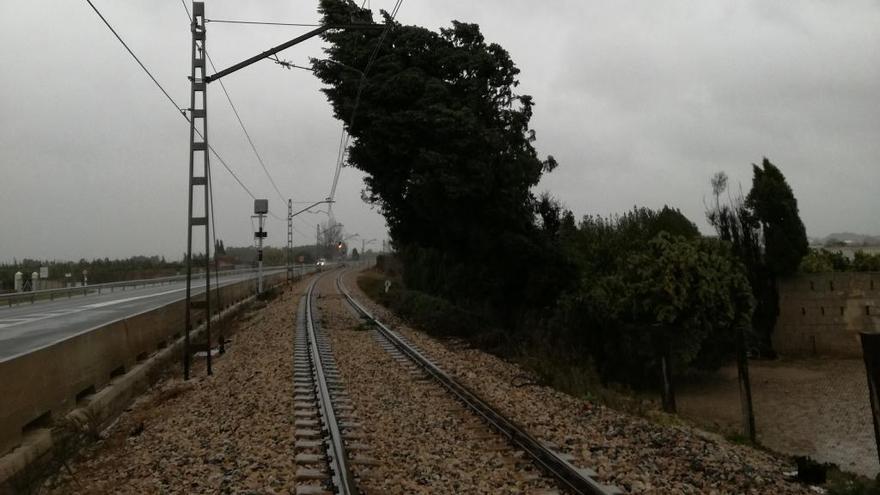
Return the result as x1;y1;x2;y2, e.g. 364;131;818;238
358;272;491;340
799;248;880;273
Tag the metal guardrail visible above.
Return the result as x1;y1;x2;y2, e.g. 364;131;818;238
0;265;296;308
335;272;622;495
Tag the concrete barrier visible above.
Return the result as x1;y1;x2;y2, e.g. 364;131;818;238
0;271;286;464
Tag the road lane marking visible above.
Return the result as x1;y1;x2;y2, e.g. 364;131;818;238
82;287;186;308
0;271;262;331
0;309;87;329
0;285;202;329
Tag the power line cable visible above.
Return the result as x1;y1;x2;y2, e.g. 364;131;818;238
204;140;258;200
181;0;285;215
207;52;287;205
291;223;309;238
327;0;404;204
84;0;184;116
85;0;260;203
269;56;314;72
294;214;319;231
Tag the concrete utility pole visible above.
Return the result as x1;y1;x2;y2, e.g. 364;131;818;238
361;238;376;256
182;0;381;379
183;2;212;380
316;224;321;262
287;199;293;282
253;199;268;294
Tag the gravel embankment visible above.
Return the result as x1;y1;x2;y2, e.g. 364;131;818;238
342;270;816;495
314;273;562;494
45;282;305;494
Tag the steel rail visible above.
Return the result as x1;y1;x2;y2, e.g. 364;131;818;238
334;272;621;495
305;273;359;495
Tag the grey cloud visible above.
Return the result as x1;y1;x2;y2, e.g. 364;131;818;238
1;1;878;263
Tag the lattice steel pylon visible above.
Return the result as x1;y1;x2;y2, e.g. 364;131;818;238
287;199;293;282
184;1;212;380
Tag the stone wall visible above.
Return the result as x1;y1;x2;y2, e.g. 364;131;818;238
774;272;880;357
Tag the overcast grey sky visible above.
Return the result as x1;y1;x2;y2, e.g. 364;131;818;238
1;1;878;263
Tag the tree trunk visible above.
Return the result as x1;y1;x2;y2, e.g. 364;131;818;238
660;345;676;413
860;332;880;467
736;325;756;442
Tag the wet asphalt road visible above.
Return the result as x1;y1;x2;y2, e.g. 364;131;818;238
0;268;288;361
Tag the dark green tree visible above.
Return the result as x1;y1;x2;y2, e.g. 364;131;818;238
707;159;807;355
799;248;854;273
552;206;744;388
614;233;754;411
746;158;809;277
313;0;570;323
853;251;880;272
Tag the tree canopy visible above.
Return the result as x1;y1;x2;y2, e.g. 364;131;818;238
551;206;751;386
707;158;807;355
746;158;809;277
314;0;568;320
315;1;756;390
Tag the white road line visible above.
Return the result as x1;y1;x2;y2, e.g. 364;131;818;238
82;287;186;308
0;285;202;329
0;309;86;329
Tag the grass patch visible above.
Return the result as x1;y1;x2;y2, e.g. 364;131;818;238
355;263;880;490
514;342;659;417
826;469;880;495
357;271;490;339
256;286;280;302
357;270;660;417
724;432;753;446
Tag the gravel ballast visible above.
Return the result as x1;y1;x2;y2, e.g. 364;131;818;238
38;269;821;494
342;269;817;495
44;283;305;494
314;272;563;494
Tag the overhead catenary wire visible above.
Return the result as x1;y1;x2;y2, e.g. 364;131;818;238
207;52;287;205
83;0;184;116
180;0;288;220
271;210;319;239
90;0;289;250
327;0;404;205
89;0;374;242
270;55;314;72
84;0;261;203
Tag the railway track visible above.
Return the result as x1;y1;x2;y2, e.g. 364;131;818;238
332;269;622;495
293;273;365;495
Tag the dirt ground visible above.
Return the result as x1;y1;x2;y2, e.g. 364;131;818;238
677;358;878;478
